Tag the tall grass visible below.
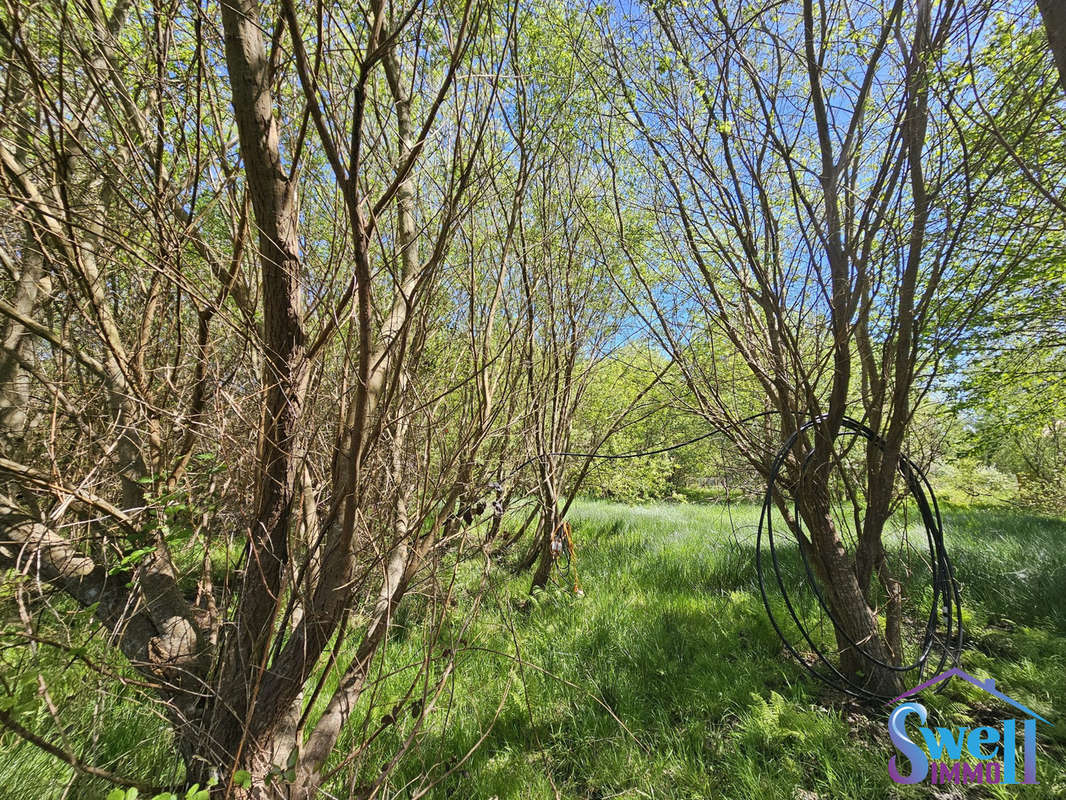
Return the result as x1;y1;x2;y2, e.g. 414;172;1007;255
2;501;1064;798
321;500;1066;798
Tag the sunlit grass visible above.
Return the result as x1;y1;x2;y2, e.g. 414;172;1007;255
2;501;1065;798
323;500;1066;798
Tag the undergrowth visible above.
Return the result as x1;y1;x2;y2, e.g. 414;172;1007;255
2;501;1064;798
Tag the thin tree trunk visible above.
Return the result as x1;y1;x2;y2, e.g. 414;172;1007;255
1038;0;1066;94
797;487;902;696
213;0;309;780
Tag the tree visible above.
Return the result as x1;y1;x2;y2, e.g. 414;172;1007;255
1038;0;1066;93
0;0;532;795
596;0;1054;695
948;8;1066;512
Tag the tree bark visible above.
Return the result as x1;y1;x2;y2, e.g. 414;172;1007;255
797;485;902;697
1038;0;1066;95
214;0;309;778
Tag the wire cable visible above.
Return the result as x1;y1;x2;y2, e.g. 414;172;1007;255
756;416;962;700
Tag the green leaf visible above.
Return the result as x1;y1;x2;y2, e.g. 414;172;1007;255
113;547;155;572
233;770;252;789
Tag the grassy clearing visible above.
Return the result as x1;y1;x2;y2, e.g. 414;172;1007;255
335;501;1066;799
2;501;1065;798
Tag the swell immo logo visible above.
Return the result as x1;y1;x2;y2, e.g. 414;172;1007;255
888;668;1052;786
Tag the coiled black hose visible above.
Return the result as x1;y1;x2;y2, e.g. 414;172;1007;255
756;416;962;700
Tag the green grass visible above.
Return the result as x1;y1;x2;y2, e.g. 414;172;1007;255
0;638;183;797
3;501;1066;798
317;500;1066;799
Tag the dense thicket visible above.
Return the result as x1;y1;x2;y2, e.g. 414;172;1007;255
1;0;1063;797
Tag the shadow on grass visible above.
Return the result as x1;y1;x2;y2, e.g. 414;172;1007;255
350;501;1066;799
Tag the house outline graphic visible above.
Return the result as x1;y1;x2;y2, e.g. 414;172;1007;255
890;667;1053;726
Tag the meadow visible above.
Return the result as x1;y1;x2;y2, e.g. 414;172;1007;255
2;500;1065;799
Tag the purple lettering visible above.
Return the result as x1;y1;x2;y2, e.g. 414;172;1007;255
987;762;1002;784
940;762;961;784
961;762;983;783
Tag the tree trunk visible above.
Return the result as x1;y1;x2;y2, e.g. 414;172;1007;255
211;0;309;780
797;488;902;697
530;516;556;590
529;487;560;591
0;246;46;438
1038;0;1066;94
